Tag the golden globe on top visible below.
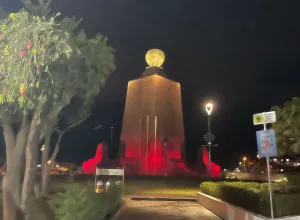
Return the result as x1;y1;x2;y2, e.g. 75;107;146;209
145;49;165;67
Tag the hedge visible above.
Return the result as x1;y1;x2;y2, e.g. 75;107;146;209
200;181;300;218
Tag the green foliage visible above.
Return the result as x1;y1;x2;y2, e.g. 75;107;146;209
22;0;52;17
200;181;300;217
47;181;123;220
0;10;74;113
271;97;300;156
44;18;115;135
285;173;300;187
0;2;115;125
64;32;115;99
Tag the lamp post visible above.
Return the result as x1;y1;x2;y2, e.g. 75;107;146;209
243;157;247;170
206;103;213;177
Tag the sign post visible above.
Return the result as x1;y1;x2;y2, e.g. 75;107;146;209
253;111;277;219
204;132;216;178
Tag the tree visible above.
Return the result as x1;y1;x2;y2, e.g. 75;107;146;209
40;98;92;195
38;16;115;196
0;9;74;220
271;97;300;156
0;2;115;219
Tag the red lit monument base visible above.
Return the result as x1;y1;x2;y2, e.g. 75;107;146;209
201;145;221;177
82;143;220;177
118;139;199;176
82;143;116;174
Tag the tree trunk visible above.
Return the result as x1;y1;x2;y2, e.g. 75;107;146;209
41;167;50;195
12;116;30;205
50;133;63;162
2;123;17;220
21;114;41;216
2;122;16;174
2;174;17;220
42;131;63;193
41;133;51;195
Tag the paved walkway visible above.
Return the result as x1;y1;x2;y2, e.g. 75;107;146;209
112;199;221;220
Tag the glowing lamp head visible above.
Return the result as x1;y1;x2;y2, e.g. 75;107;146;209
145;49;165;67
41;145;45;152
206;103;214;115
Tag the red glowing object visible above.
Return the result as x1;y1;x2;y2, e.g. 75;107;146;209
20;50;26;57
2;87;7;93
82;143;113;174
201;145;220;177
26;42;32;49
0;34;5;39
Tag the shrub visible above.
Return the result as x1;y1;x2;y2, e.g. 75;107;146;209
200;181;300;218
47;181;124;220
200;182;222;198
286;173;300;186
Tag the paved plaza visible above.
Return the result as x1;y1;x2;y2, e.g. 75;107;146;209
112;199;221;220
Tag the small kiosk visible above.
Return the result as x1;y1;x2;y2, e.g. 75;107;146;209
94;164;124;193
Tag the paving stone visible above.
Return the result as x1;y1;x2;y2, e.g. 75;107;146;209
112;200;221;220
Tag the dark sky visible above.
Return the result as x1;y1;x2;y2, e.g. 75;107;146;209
2;0;300;168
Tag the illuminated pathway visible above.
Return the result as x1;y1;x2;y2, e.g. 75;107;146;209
112;199;221;220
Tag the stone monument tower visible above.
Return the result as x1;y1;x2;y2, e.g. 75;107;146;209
119;49;185;176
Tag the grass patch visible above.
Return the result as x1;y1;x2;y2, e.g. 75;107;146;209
200;181;300;218
124;179;201;197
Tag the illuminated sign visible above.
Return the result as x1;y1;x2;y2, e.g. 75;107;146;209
96;168;124;176
253;111;276;125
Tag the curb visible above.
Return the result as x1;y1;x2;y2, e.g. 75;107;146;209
131;197;197;202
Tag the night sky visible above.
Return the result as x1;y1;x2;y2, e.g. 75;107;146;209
2;0;300;168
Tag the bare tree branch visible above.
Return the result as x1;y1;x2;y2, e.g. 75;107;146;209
37;0;52;8
21;0;32;5
45;0;52;9
50;113;90;162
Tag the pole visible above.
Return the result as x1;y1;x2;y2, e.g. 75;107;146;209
110;127;113;141
264;123;274;219
146;115;149;176
154;116;157;176
164;141;167;176
138;119;141;175
94;167;98;193
208;114;211;178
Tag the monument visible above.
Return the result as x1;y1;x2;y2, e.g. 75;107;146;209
82;49;220;177
119;49;186;176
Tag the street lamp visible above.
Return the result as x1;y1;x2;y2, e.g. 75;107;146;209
243;157;247;170
205;103;214;177
206;103;213;115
